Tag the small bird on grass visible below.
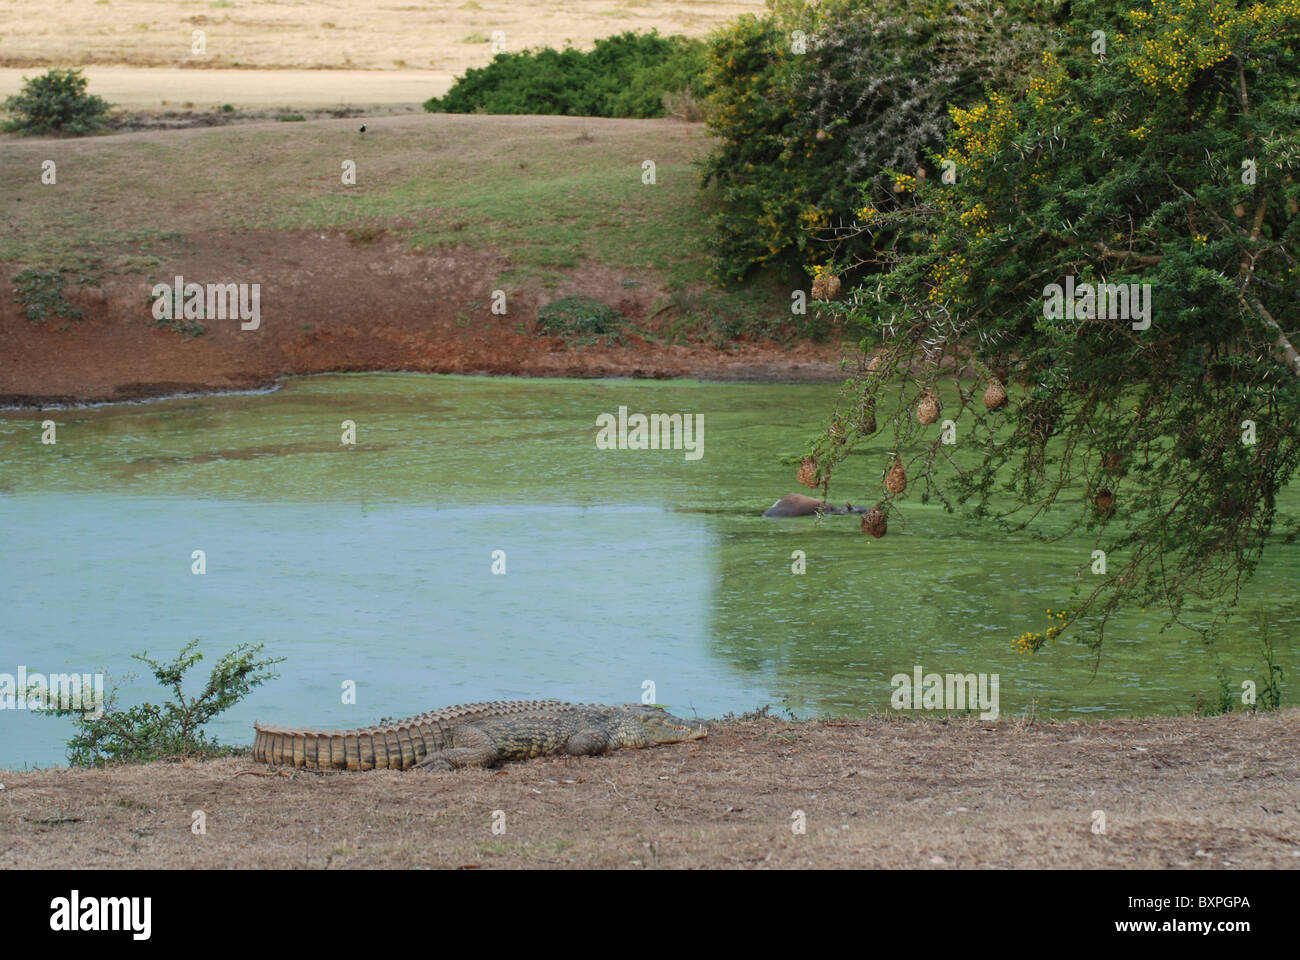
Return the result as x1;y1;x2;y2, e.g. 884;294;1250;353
359;124;367;133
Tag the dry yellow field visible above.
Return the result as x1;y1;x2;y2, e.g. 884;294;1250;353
0;0;762;108
0;0;760;69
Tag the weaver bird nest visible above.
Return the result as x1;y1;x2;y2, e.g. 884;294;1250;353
861;506;887;538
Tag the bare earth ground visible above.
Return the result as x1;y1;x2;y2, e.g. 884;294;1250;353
0;66;460;112
3;710;1297;869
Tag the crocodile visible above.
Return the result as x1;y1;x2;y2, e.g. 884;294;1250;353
252;700;707;771
763;493;870;518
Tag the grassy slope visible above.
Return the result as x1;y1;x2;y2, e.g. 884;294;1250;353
0;114;795;341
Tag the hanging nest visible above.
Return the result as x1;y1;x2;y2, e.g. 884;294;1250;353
983;381;1007;410
828;418;847;446
861;506;887;538
1094;488;1116;518
857;397;877;435
1101;450;1125;474
885;459;907;495
866;355;883;375
916;392;940;425
811;272;841;301
797;456;820;488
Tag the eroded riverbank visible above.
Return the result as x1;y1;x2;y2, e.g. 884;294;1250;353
0;227;847;408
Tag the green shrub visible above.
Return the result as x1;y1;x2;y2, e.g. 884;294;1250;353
13;268;82;323
42;640;283;767
1;67;111;136
607;36;710;118
537;295;622;337
700;0;1056;283
697;12;805;283
425;31;708;118
148;288;206;339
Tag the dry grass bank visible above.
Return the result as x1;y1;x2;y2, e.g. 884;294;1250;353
3;710;1297;869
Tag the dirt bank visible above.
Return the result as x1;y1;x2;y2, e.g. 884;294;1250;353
3;709;1296;869
0;228;846;407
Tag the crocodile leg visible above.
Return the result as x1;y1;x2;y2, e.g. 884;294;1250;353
563;728;613;756
414;725;500;771
415;745;501;771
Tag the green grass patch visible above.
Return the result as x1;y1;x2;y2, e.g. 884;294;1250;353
537;295;625;345
13;268;83;323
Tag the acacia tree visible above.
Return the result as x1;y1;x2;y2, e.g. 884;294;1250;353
807;0;1300;652
699;0;1055;283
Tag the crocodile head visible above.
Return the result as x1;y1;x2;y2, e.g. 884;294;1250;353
618;704;708;746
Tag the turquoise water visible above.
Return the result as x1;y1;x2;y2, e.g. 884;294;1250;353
1;373;1295;769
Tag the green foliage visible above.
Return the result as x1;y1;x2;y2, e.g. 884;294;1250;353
697;13;803;281
13;268;82;323
43;640;283;767
537;295;623;341
818;0;1300;651
1;68;111;136
700;0;1056;283
155;314;207;339
1195;661;1240;716
1195;612;1285;715
666;282;836;345
1254;611;1286;711
425;31;708;118
147;289;207;339
608;36;710;118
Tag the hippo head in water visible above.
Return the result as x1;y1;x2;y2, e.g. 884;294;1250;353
762;494;868;518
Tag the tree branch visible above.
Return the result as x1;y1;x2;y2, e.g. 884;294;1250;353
1237;290;1300;377
1094;243;1164;265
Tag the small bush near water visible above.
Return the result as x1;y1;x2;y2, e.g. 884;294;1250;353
41;640;283;766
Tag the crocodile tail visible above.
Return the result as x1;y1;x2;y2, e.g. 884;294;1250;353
252;721;444;770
